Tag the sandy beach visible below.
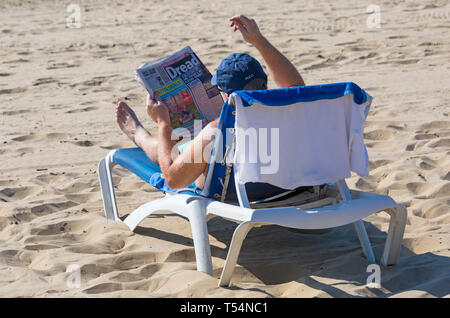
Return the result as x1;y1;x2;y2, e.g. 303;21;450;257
0;0;449;297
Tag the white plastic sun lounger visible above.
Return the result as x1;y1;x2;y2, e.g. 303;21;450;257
98;82;407;287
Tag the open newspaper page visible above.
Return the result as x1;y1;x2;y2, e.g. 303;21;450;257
135;46;223;133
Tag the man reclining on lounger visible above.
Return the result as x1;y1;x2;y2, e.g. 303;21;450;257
115;15;305;191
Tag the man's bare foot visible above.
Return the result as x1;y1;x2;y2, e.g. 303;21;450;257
115;101;150;147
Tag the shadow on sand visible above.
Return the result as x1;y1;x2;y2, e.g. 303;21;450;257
134;214;450;297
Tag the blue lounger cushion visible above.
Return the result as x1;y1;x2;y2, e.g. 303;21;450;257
111;147;197;194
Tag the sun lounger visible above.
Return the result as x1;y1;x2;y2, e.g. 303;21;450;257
98;82;407;286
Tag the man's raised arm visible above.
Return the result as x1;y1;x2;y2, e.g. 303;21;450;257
230;15;305;88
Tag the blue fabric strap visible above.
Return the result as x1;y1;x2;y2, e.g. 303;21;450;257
201;98;236;199
235;82;368;107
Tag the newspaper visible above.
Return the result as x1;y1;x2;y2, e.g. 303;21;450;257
135;46;223;133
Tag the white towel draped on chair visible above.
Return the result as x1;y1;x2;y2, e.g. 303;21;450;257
232;92;372;189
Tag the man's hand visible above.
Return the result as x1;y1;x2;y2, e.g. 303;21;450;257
230;14;305;88
229;15;265;46
146;93;170;125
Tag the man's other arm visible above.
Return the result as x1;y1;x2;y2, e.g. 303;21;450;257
230;15;305;88
147;94;214;189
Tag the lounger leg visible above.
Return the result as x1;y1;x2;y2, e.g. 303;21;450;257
98;154;119;221
123;197;173;231
219;222;254;287
381;205;407;266
354;220;376;263
123;196;213;275
337;181;376;262
188;199;213;275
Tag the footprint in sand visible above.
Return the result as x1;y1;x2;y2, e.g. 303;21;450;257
419;121;450;130
112;251;170;271
354;177;377;191
164;248;196;263
46;62;80;70
11;133;40;142
23;244;60;251
11;132;68;143
29;219;87;236
83;77;108;87
32;78;59;86
415;133;439;140
71;140;97;147
0;186;40;202
0;217;10;231
57;179;97;194
65;106;99;114
421;201;450;219
405;143;417;151
428;139;450;148
387;124;407;131
364;129;394;141
358;52;377;60
406;182;428;196
109;272;144;283
304;60;329;70
408;179;450;200
32;172;78;187
64;193;98;204
442;172;450;181
83;283;123;295
0;87;27;95
30;201;78;216
387;35;408;39
415;156;437;171
76;264;116;283
70;76;115;92
67;241;121;256
139;263;166;279
414;121;450;147
369;159;393;170
395;59;420;65
3;58;29;64
2;109;31;116
0;250;21;267
299;38;318;42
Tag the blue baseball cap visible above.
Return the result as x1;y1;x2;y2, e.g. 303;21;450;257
211;53;267;94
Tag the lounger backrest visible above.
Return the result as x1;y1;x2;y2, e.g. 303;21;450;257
201;82;372;202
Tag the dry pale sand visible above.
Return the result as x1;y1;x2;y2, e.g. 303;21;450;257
0;0;449;298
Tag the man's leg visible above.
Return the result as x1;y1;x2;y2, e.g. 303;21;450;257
115;101;161;164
